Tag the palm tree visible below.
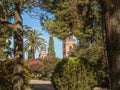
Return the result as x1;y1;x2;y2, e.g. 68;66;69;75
24;28;46;60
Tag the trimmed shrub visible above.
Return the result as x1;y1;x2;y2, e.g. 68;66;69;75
78;46;109;87
52;57;97;90
69;45;109;87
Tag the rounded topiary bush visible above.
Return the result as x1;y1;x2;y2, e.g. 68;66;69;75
52;57;97;90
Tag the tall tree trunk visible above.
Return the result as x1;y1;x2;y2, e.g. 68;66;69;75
28;49;32;61
103;0;120;89
31;48;35;60
13;2;24;90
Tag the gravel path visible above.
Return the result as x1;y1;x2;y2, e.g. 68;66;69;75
29;80;109;90
29;80;55;90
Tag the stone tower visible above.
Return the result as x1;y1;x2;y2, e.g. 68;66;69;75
63;36;75;57
39;47;47;59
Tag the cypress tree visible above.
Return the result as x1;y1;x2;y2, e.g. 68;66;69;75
48;36;56;56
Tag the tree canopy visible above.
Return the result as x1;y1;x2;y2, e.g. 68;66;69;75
43;0;101;43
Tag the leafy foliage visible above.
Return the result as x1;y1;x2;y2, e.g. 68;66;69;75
69;45;109;87
52;57;97;90
29;56;59;80
43;0;82;39
28;59;43;77
0;59;31;90
0;25;13;59
43;0;102;42
0;59;13;90
43;1;109;88
41;56;59;80
0;0;53;89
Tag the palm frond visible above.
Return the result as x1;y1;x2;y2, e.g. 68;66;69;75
23;28;46;58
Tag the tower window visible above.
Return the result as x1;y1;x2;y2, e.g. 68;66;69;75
69;46;72;50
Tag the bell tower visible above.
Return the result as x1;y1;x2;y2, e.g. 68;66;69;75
39;46;47;59
63;36;75;57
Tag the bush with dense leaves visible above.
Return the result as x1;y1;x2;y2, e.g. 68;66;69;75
69;45;109;87
52;57;97;90
80;46;109;87
0;59;31;90
41;56;59;80
0;60;13;90
28;59;43;78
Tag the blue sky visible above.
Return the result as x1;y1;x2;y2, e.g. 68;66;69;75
22;13;63;59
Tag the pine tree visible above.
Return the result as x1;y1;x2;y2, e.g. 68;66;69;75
48;36;56;56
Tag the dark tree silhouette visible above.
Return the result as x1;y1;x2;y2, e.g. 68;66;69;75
101;0;120;89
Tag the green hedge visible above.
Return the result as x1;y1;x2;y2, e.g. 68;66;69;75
52;57;97;90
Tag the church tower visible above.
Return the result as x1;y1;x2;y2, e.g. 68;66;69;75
63;36;75;57
39;46;47;59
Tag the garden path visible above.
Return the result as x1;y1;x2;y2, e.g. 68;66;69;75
29;80;55;90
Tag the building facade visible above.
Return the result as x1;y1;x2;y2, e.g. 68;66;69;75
63;36;75;57
39;47;47;59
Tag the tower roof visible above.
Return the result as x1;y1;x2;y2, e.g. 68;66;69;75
39;45;47;59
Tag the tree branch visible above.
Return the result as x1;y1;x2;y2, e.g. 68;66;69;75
0;18;14;29
0;4;8;20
